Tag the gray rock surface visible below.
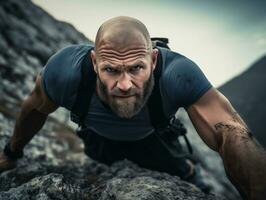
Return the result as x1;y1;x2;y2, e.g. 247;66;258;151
0;113;222;200
0;0;91;125
0;0;246;199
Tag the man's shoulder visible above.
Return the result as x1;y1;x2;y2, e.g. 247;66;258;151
158;47;212;108
159;47;199;77
159;47;184;61
41;43;94;110
49;44;93;61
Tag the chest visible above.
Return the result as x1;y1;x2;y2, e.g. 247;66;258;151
83;93;155;141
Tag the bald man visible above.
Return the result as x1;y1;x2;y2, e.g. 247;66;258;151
1;16;266;199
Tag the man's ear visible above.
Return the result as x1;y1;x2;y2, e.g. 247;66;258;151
151;48;159;71
90;50;97;74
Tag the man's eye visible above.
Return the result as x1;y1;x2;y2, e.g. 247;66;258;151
130;65;142;72
105;67;117;73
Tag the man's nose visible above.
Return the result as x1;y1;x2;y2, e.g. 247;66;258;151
116;73;133;91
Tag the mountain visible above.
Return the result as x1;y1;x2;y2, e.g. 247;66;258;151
219;55;266;148
0;0;224;200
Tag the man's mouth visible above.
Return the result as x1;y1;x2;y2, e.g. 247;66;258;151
113;95;135;99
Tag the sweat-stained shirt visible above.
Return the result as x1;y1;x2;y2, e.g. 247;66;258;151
41;44;212;141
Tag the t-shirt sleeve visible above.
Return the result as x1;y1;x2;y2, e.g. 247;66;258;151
41;45;88;109
161;52;212;109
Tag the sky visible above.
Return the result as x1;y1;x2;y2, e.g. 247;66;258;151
32;0;266;87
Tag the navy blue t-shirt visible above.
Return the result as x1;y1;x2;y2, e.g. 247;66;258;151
42;44;212;141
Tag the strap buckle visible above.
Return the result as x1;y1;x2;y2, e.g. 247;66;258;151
168;116;193;154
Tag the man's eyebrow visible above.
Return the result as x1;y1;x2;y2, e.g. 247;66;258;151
102;64;117;68
102;61;145;69
125;61;145;67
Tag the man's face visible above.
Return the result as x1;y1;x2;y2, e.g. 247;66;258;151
91;35;158;118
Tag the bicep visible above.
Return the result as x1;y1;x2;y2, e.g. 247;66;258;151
25;74;58;114
186;87;247;151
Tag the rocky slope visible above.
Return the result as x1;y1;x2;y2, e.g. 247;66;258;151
0;0;249;199
0;113;222;200
0;0;91;123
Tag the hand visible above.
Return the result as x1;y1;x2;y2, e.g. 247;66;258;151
0;152;17;173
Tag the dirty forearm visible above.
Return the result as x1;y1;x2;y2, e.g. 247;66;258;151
9;97;48;153
215;113;266;199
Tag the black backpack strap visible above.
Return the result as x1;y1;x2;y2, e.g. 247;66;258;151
148;40;193;154
147;48;170;129
151;37;170;49
70;49;96;127
169;117;193;154
148;38;171;129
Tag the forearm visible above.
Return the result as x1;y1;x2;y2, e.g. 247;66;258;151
10;98;48;153
187;89;266;199
216;119;266;199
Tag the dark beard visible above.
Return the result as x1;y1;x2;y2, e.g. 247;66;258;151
97;73;154;118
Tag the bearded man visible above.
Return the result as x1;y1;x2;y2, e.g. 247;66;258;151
1;16;266;199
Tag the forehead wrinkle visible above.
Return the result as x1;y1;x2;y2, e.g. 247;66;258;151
97;51;149;62
99;52;148;61
96;47;150;63
97;46;149;55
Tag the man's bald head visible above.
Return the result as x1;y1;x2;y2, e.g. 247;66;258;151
91;17;159;118
95;16;152;52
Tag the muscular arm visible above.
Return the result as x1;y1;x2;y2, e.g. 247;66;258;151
187;88;266;200
9;74;58;153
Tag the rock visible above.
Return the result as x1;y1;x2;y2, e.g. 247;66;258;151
99;164;214;200
0;154;223;200
0;112;223;200
0;174;87;200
